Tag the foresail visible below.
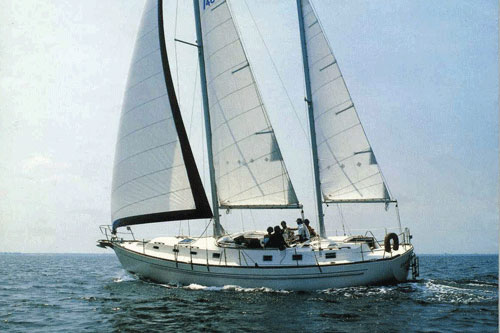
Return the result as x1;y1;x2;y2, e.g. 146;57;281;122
301;0;390;202
199;0;299;208
111;0;212;231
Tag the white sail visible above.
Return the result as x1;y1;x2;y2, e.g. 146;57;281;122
199;0;299;208
111;0;211;230
301;0;390;202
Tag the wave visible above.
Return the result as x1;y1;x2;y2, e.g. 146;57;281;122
317;278;498;305
181;283;291;293
411;279;497;305
112;270;137;283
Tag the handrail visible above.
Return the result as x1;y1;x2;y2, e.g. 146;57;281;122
363;230;382;248
99;225;135;241
330;227;402;232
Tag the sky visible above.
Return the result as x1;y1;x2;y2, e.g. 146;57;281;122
0;0;497;254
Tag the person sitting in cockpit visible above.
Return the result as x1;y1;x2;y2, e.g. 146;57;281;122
268;225;287;250
296;218;310;242
304;219;317;238
280;221;296;244
262;226;273;248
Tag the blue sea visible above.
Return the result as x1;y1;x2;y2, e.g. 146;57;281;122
0;254;497;332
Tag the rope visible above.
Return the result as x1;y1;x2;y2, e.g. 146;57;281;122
198;218;213;238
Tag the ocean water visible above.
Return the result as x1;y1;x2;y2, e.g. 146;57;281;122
0;254;497;332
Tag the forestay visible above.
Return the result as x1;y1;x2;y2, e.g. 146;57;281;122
111;0;212;231
199;0;299;208
300;0;390;202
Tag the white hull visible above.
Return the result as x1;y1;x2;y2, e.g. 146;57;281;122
108;236;414;291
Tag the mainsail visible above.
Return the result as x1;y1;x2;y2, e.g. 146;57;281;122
300;0;391;202
199;0;300;208
111;0;212;231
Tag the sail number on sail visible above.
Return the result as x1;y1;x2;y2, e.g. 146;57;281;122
203;0;217;11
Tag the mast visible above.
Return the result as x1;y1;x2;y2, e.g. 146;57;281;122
193;0;222;237
296;0;326;238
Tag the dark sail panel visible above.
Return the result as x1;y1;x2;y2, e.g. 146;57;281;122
111;0;212;232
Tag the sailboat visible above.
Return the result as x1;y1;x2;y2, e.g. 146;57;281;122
98;0;419;291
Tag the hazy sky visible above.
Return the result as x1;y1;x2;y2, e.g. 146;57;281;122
0;0;497;254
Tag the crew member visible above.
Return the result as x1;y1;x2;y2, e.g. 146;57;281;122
296;218;310;242
304;219;317;238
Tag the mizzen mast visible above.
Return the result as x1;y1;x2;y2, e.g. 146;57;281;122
296;0;326;238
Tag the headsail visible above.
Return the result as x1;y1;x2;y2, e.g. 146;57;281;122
111;0;212;231
300;0;391;202
199;0;300;209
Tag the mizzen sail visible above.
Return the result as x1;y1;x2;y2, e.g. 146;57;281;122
199;0;299;208
111;0;212;231
300;0;390;202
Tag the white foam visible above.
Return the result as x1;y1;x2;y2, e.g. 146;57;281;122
417;279;495;304
182;283;290;293
112;270;136;283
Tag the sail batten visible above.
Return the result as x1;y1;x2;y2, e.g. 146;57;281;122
199;0;300;208
301;0;391;203
111;0;212;231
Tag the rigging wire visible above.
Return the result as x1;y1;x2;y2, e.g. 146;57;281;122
308;0;395;200
201;93;210;232
173;0;201;237
245;0;319;228
198;218;212;238
242;0;309;140
307;99;320;234
240;209;245;232
249;210;256;231
336;203;347;236
173;0;181;102
186;65;200;238
172;0;181;238
242;0;319;228
188;64;200;136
